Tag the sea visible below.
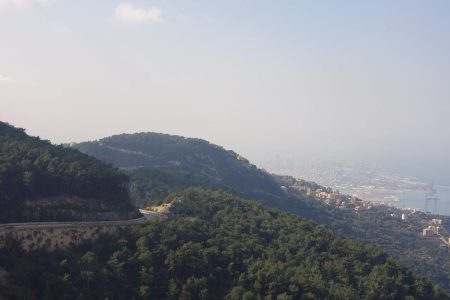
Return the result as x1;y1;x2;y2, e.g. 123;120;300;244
395;185;450;216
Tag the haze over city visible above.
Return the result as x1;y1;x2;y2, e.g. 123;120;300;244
1;0;450;184
5;2;450;297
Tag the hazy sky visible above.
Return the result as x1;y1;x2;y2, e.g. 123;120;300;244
1;1;450;181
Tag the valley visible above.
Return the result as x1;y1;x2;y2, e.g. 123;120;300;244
72;131;450;292
1;123;449;299
2;2;449;298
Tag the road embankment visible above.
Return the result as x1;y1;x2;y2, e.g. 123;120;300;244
0;210;166;251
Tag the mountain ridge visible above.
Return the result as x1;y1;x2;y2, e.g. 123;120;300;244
0;121;140;222
73;130;450;291
74;132;285;204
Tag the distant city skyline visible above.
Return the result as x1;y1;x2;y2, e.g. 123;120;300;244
1;1;450;184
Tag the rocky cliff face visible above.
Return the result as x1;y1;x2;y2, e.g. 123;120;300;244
19;196;140;222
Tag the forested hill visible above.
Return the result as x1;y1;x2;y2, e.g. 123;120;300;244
0;122;138;222
74;132;283;203
1;188;447;299
74;131;450;291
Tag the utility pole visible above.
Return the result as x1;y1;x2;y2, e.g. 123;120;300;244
425;183;439;215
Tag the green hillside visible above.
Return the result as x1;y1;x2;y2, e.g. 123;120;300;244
128;167;224;207
1;189;446;299
0;122;138;222
73;132;450;291
74;132;284;203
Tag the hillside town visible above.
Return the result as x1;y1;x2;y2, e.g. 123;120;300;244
421;218;450;249
277;175;374;211
276;174;450;251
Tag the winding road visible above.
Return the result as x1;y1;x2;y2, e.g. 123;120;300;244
0;209;166;232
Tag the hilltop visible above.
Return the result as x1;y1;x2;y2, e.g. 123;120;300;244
1;124;449;298
74;132;284;205
74;131;450;291
0;122;139;222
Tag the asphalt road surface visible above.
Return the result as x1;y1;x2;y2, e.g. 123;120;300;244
0;209;166;232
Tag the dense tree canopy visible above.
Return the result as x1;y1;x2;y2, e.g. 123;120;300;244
0;122;132;222
128;167;224;207
74;132;284;202
1;188;447;299
71;131;450;292
1;124;449;298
